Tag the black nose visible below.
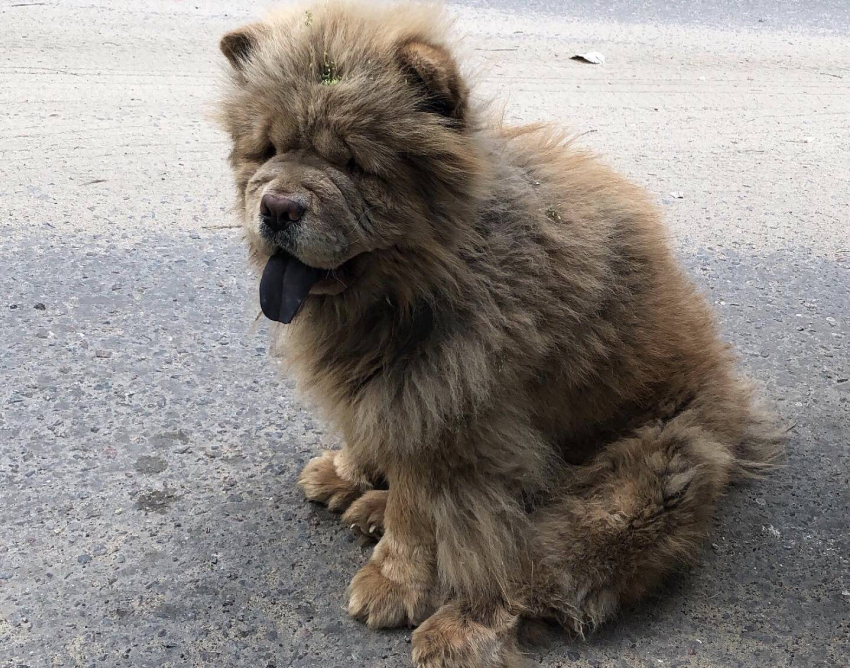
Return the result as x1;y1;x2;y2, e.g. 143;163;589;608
260;194;306;231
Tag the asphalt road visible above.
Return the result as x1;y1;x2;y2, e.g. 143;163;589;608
1;1;848;667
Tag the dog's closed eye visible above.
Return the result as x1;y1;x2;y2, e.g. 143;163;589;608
346;157;363;175
258;141;277;163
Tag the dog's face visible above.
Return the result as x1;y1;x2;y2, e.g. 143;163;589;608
218;4;482;316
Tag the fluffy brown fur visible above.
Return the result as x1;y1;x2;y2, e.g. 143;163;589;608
217;3;780;665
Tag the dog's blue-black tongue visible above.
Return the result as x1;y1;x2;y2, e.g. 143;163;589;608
259;253;325;324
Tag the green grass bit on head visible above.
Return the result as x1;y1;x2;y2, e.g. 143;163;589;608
320;52;341;85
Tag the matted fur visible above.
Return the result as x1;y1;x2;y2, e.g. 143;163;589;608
217;3;781;665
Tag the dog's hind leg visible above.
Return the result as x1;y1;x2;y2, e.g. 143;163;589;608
528;416;744;635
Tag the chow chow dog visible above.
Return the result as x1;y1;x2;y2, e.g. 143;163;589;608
217;3;779;665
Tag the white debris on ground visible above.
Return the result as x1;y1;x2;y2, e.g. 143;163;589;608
763;525;782;539
571;51;605;64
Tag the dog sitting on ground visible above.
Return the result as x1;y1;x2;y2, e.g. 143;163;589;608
217;3;779;665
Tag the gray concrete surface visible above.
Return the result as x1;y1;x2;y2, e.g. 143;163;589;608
1;1;848;667
455;0;850;34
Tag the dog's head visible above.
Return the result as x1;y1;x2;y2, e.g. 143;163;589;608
217;2;486;322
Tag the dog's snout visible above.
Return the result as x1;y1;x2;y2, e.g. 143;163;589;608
260;193;306;231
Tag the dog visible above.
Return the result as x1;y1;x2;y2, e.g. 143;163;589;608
216;3;780;665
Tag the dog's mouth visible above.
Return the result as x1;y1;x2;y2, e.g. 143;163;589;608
259;251;357;324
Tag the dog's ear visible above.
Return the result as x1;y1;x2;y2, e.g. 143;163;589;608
398;41;469;122
220;23;267;71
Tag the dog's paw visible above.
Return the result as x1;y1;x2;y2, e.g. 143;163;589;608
348;560;434;629
297;450;364;512
342;489;387;540
412;603;523;668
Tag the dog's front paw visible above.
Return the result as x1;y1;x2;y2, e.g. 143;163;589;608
342;489;387;540
412;603;523;668
348;559;434;629
297;450;365;512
